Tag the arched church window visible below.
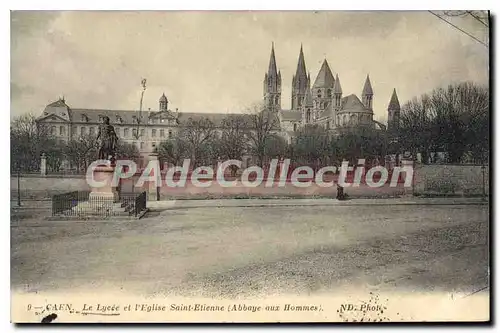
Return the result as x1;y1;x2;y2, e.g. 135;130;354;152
293;123;297;132
275;96;279;105
306;109;311;123
327;89;332;98
317;90;322;98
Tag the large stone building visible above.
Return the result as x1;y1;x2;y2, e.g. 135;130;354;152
36;95;229;159
263;43;401;142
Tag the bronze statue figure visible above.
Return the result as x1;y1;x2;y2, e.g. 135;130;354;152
96;116;118;161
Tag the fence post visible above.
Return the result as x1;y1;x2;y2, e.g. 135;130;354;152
148;153;160;201
17;169;21;207
40;153;47;176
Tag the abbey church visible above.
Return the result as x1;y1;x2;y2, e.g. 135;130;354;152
263;43;402;139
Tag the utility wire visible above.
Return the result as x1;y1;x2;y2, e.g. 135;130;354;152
467;11;489;27
428;11;488;48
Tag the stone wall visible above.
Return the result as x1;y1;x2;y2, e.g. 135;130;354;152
12;164;487;200
11;174;90;200
413;164;489;196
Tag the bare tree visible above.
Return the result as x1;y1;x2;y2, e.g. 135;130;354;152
289;124;330;167
64;134;99;172
180;117;216;167
245;103;281;167
399;94;435;163
399;82;489;164
11;114;61;172
116;141;140;160
156;137;190;167
214;115;250;175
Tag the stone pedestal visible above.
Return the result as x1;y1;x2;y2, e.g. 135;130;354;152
90;165;119;203
40;153;47;176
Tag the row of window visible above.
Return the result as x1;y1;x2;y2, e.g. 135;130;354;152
337;113;372;125
50;126;66;136
83;114;175;125
295;90;338;108
48;126;174;139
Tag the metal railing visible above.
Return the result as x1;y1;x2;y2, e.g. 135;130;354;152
51;191;147;218
135;191;147;216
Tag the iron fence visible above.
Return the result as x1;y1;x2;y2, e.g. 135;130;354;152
51;191;147;218
135;191;147;216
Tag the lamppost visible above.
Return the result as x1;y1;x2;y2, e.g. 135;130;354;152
132;79;147;195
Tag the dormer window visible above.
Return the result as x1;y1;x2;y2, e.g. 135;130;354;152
116;115;123;123
81;114;89;122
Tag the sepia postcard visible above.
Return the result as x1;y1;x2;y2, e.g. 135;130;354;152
10;10;490;323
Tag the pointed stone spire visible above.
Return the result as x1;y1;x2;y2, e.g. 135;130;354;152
362;74;373;95
295;44;307;80
313;59;335;88
388;88;400;110
268;42;278;77
333;74;342;94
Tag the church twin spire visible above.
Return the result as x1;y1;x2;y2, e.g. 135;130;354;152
262;43;399;131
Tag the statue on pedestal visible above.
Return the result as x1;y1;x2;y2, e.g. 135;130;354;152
96;116;119;162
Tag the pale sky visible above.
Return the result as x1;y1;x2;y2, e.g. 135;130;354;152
11;11;489;122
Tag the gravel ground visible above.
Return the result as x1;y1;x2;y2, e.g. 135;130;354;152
11;204;489;299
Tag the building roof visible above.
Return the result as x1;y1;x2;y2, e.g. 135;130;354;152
388;88;400;110
362;75;373;95
38;99;254;127
46;98;69;108
280;109;302;121
159;93;168;102
317;101;335;119
338;94;372;113
312;59;335;89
